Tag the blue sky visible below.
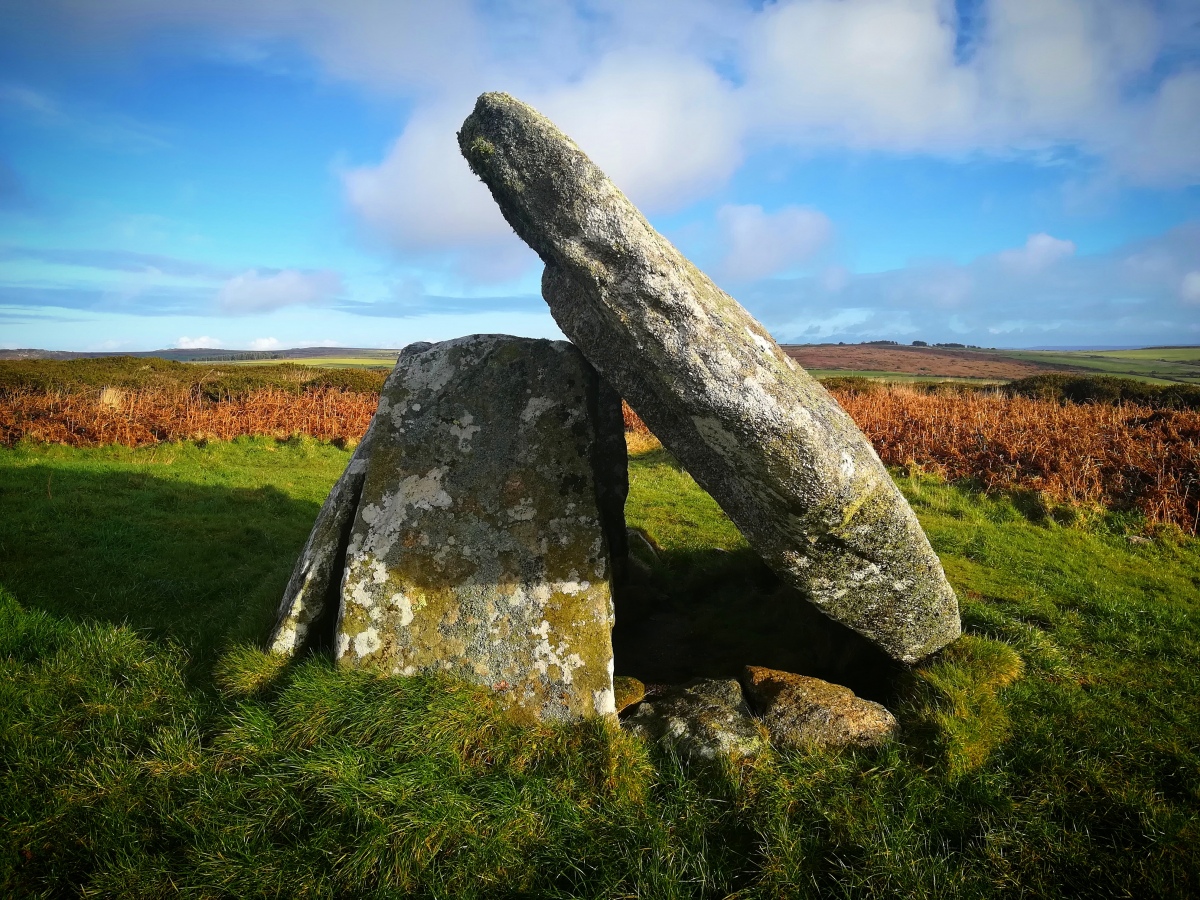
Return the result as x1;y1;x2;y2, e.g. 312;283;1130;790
1;0;1198;352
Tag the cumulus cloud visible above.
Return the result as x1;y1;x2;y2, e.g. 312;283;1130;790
176;335;221;349
341;50;743;281
11;0;1200;284
216;269;342;314
341;107;535;282
742;222;1200;346
247;336;282;350
16;0;1200;183
331;0;1199;277
1182;271;1200;304
744;0;977;149
535;52;744;212
715;204;832;281
998;233;1077;273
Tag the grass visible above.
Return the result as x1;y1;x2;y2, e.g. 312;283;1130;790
0;355;389;397
997;348;1200;385
0;437;347;670
206;355;398;369
2;438;1200;896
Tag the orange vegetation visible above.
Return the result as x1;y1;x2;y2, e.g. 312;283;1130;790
837;387;1199;534
3;386;1197;534
0;387;376;447
624;391;1200;534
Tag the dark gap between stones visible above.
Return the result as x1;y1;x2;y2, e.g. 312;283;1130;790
611;544;904;706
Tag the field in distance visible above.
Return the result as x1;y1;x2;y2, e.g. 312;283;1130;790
784;342;1200;385
7;343;1200;383
0;346;400;369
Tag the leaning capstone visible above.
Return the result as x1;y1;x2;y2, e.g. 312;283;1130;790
459;93;960;663
624;678;769;761
335;334;625;721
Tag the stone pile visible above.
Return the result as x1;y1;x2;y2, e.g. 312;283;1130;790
625;668;897;760
269;92;963;752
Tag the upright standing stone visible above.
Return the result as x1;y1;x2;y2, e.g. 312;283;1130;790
333;334;625;721
459;93;960;663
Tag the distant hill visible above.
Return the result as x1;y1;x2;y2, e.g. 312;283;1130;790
778;342;1200;385
0;347;401;363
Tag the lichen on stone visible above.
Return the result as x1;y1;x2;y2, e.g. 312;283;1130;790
458;92;961;664
327;334;625;721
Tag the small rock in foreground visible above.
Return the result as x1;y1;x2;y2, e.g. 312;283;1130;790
623;678;768;761
742;665;898;750
613;675;646;713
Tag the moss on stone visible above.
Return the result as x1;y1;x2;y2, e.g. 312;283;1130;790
458;92;961;664
331;335;621;719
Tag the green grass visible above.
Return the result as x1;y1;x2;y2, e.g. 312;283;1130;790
0;437;348;669
2;440;1199;896
997;347;1200;385
204;354;398;369
0;355;389;398
1087;347;1200;362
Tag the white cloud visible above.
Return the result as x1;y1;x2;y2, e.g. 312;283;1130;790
216;269;342;314
176;335;221;349
1182;271;1200;304
1117;70;1200;185
342;51;743;280
13;0;1200;293
247;336;282;350
998;233;1077;273
535;52;744;212
741;222;1200;345
329;0;1199;280
744;0;977;149
716;204;832;281
22;0;1200;186
341;108;535;282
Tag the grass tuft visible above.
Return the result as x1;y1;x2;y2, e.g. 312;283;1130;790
908;635;1025;780
213;643;291;698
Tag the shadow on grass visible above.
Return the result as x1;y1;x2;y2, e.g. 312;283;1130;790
613;543;905;704
0;463;318;677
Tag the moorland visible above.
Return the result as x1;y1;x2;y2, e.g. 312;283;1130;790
1;352;1198;897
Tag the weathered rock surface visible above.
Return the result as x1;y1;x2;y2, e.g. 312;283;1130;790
268;368;394;656
271;334;627;722
742;666;898;750
624;678;769;761
613;675;646;713
459;92;960;664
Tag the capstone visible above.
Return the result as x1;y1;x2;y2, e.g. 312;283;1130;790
458;92;960;663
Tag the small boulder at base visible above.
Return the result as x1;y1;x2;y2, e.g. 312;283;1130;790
742;665;898;750
459;92;960;664
624;678;769;761
613;675;646;713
